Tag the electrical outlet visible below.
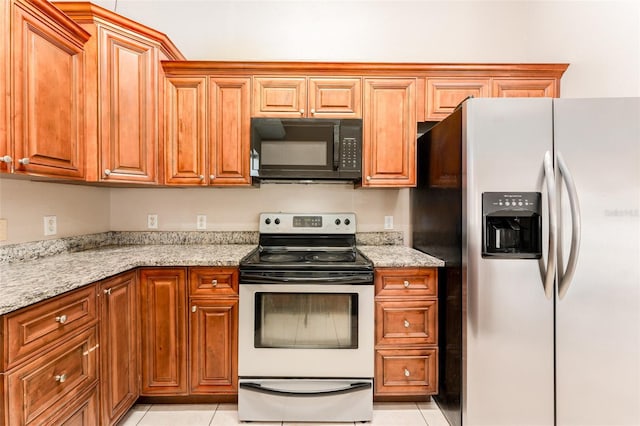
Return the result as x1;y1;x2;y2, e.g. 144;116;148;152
0;219;7;241
384;215;394;230
147;214;158;229
44;215;57;236
196;215;207;230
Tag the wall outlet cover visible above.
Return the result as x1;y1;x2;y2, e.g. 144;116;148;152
44;215;57;236
196;215;207;230
384;215;394;230
147;214;158;229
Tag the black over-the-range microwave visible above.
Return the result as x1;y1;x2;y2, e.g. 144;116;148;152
250;118;362;182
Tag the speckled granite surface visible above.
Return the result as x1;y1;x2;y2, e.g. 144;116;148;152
0;244;256;316
358;245;444;268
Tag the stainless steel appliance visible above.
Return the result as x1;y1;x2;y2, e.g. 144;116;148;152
250;118;362;182
238;213;374;422
412;97;640;426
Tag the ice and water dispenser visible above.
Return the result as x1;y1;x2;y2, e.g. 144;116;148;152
482;192;542;259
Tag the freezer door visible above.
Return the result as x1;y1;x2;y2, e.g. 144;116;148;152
554;98;640;425
463;98;555;426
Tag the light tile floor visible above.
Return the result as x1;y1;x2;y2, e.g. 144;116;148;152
117;402;450;426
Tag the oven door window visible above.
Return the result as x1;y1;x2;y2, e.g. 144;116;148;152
255;293;358;349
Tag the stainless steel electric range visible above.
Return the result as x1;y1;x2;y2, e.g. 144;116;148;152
238;212;374;423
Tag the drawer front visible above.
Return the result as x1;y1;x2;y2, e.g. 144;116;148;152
7;326;99;425
374;348;438;396
42;384;99;426
376;300;437;346
189;267;238;296
6;285;97;368
375;268;437;297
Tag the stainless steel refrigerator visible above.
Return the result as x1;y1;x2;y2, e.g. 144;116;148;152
411;97;640;426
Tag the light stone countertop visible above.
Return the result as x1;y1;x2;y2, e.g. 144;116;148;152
358;245;445;268
0;244;256;316
0;243;444;316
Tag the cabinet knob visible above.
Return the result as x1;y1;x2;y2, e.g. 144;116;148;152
104;169;111;177
18;157;29;165
404;368;411;377
403;280;410;288
192;305;197;313
366;176;371;181
55;314;67;324
54;373;67;383
299;109;305;115
0;155;12;164
209;174;215;180
103;288;111;295
404;320;410;328
211;279;218;287
199;175;205;181
310;108;316;115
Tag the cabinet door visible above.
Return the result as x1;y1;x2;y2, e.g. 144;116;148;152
164;76;207;185
426;78;489;121
139;268;188;395
253;77;306;117
308;77;362;118
209;77;251;185
492;78;558;98
0;0;9;173
98;26;158;183
363;78;417;187
11;0;87;178
100;272;139;425
189;298;238;394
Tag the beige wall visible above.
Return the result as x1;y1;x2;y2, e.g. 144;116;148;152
2;0;638;245
0;179;110;244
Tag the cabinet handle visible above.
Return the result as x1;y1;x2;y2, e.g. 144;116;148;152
403;280;410;288
199;175;205;181
0;155;12;164
55;314;67;324
404;368;410;377
55;374;67;383
404;320;410;328
209;174;215;180
104;169;111;177
18;157;30;165
103;288;111;295
192;305;197;313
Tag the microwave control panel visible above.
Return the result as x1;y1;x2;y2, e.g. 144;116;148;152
339;121;362;171
341;137;359;170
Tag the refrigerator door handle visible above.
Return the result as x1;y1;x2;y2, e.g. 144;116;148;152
543;150;557;299
557;151;581;299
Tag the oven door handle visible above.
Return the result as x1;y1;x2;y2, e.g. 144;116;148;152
240;274;373;284
239;381;371;397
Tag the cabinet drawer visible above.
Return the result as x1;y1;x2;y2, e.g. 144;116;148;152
374;348;438;396
375;300;437;346
188;267;238;296
6;326;99;425
5;285;97;368
375;268;437;297
42;384;99;426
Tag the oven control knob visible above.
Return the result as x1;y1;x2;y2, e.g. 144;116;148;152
274;218;280;225
335;219;341;225
265;218;271;225
344;218;351;226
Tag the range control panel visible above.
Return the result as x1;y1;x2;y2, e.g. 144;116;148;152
259;213;356;234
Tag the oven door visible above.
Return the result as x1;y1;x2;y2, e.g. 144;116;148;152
238;283;374;378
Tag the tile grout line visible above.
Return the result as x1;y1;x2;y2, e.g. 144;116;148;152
134;404;152;426
416;401;430;426
207;403;219;426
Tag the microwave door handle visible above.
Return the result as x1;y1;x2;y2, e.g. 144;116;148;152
333;126;340;170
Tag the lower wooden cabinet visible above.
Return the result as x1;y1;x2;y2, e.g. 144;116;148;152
374;267;438;399
139;267;239;398
42;385;99;426
99;271;139;425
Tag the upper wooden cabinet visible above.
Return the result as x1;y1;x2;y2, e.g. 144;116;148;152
363;78;417;187
1;0;90;178
53;2;184;184
253;76;362;118
426;78;490;121
492;78;558;98
164;76;251;186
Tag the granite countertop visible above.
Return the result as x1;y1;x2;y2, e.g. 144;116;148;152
0;238;444;316
358;245;445;268
0;244;256;316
